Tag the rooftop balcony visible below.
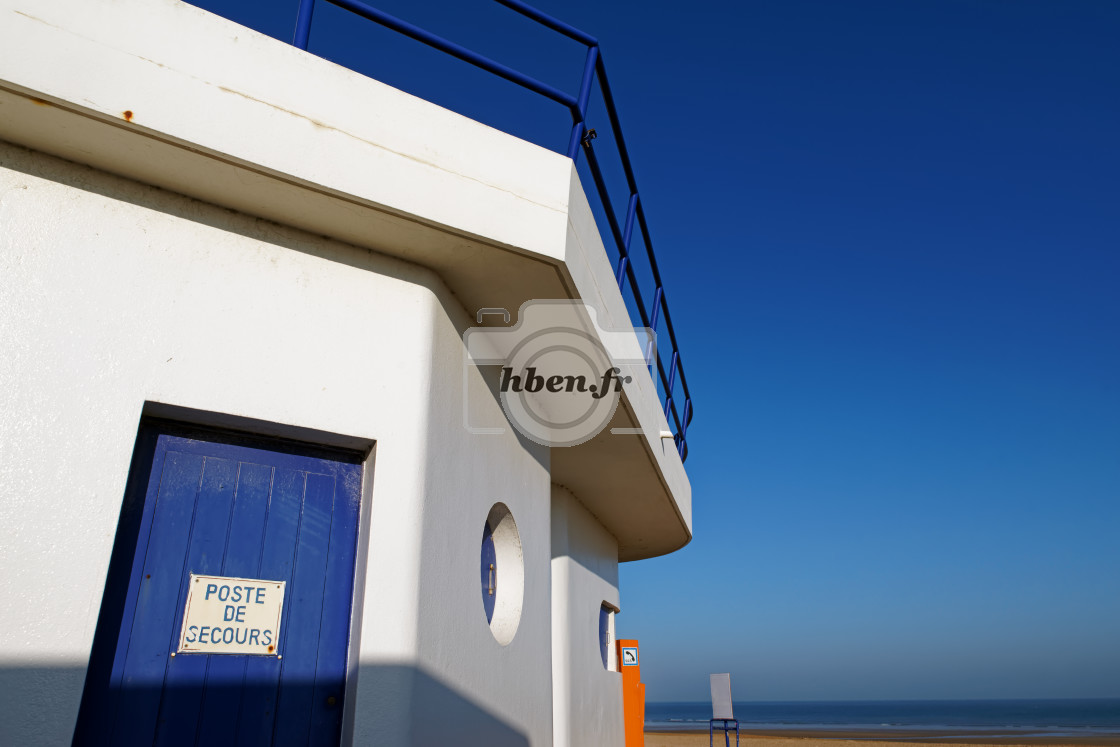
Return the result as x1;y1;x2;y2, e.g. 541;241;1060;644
281;0;697;464
0;0;695;559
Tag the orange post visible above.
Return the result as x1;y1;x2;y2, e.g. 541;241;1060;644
617;639;645;747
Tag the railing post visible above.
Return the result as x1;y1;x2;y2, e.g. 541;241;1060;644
567;122;586;162
666;350;679;397
678;398;692;458
575;46;598;118
621;193;638;250
648;286;663;332
646;286;662;368
616;192;639;291
615;255;629;290
566;45;599;161
293;0;317;49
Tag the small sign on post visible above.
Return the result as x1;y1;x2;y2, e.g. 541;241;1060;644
178;574;285;655
617;639;644;747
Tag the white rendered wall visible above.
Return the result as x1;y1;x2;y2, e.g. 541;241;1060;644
0;143;550;745
551;485;624;747
365;198;553;746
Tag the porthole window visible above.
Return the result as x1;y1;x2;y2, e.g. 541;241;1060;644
599;605;609;667
481;523;497;624
600;603;617;671
480;503;523;645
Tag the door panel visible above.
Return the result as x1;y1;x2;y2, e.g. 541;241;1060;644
75;422;363;747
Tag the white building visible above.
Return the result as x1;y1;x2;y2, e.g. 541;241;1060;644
0;0;693;744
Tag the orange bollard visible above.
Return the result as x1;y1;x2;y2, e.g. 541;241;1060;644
617;639;645;747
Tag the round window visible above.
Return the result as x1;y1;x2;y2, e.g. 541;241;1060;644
480;503;523;645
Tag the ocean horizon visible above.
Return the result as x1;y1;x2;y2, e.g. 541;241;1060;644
645;698;1120;738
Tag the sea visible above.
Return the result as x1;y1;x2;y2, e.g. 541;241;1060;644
645;699;1120;740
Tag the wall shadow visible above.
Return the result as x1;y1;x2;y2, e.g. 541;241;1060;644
2;663;530;746
360;664;533;747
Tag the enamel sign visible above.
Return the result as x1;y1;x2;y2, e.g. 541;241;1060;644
621;646;638;666
178;574;285;655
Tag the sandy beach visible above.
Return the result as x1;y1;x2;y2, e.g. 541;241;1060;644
644;733;1120;747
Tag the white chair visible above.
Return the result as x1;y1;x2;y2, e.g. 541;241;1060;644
709;673;739;747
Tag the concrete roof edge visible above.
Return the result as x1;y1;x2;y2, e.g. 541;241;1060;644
0;0;693;557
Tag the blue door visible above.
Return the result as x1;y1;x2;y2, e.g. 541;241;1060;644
75;421;363;747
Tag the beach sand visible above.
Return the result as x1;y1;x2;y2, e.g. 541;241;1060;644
644;733;1120;747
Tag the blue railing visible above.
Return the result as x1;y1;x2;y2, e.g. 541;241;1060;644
292;0;694;461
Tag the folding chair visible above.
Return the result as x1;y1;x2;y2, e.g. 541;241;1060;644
709;672;739;747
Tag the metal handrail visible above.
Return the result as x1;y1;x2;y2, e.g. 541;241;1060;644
292;0;694;460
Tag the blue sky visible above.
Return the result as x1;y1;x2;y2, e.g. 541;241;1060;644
194;0;1120;701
